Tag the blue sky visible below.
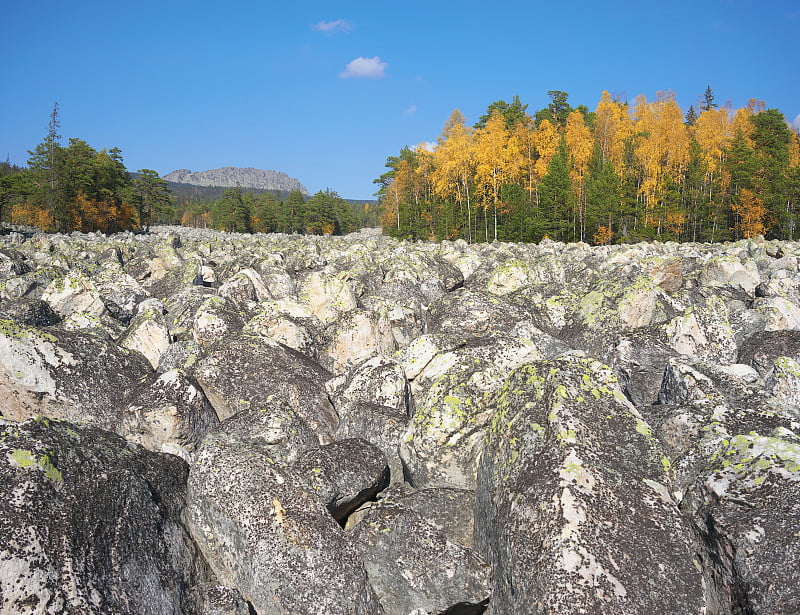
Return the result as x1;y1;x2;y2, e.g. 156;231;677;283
2;0;798;200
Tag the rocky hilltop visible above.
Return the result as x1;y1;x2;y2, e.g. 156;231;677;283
1;226;799;614
163;166;309;194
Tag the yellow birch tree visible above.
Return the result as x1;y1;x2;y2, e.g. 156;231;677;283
594;91;634;170
513;120;537;199
732;188;767;238
474;110;522;241
432;110;477;242
533;119;560;187
693;107;733;179
633;92;690;232
565;110;594;240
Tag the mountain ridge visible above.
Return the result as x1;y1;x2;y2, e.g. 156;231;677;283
163;166;309;195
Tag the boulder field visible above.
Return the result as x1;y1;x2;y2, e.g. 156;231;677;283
1;226;799;614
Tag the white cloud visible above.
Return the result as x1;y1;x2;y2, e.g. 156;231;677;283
312;19;352;34
339;56;387;79
418;141;436;152
792;113;800;132
403;105;417;116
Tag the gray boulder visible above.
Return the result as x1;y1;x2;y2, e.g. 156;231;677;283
349;493;490;615
0;417;204;614
327;355;410;415
186;436;383;615
118;300;172;368
0;247;30;278
320;309;396;375
475;357;704;613
399;334;541;490
679;424;800;614
242;302;320;359
193;333;337;440
292;438;389;523
737;329;800;376
360;282;426;349
0;319;153;425
426;288;533;338
0;297;60;327
121;369;219;459
334;401;409;486
40;269;107;319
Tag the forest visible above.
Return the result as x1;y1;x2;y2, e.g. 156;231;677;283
175;186;373;235
376;89;800;244
0;104;377;236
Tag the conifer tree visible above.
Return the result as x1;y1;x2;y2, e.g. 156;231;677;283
700;86;717;112
538;137;574;241
586;143;621;240
685;105;698;127
132;170;173;230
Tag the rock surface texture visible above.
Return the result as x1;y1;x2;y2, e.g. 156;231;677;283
2;225;800;614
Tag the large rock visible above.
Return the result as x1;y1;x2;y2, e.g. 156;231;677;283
664;293;738;363
681;434;800;614
654;386;800;615
0;297;60;327
320;309;396;375
699;254;761;296
118;300;172;368
475;357;704;613
243;301;320;359
298;270;359;325
327;355;410;415
186;434;383;615
0;417;204;614
0;319;153;426
360;282;427;348
399;334;541;490
192;333;337;440
334;401;409;486
737;329;800;376
292;438;389;523
0;247;31;279
349;493;490;615
426;288;533;338
121;369;219;458
40;269;107;319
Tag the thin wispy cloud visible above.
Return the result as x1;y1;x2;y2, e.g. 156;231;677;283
339;56;387;79
312;19;353;34
403;105;417;116
792;113;800;131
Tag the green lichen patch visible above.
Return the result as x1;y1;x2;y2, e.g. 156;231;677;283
10;448;36;467
707;433;800;493
7;447;64;482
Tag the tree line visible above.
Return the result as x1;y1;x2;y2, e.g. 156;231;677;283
1;104;378;236
0;104;172;233
376;89;800;244
177;186;371;235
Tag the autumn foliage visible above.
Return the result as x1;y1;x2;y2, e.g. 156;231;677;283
377;89;800;244
731;189;767;238
0;105;168;234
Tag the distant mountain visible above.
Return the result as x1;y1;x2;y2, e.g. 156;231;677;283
163;167;309;195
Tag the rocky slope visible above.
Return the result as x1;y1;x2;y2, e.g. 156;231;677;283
163;167;309;194
1;226;799;614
